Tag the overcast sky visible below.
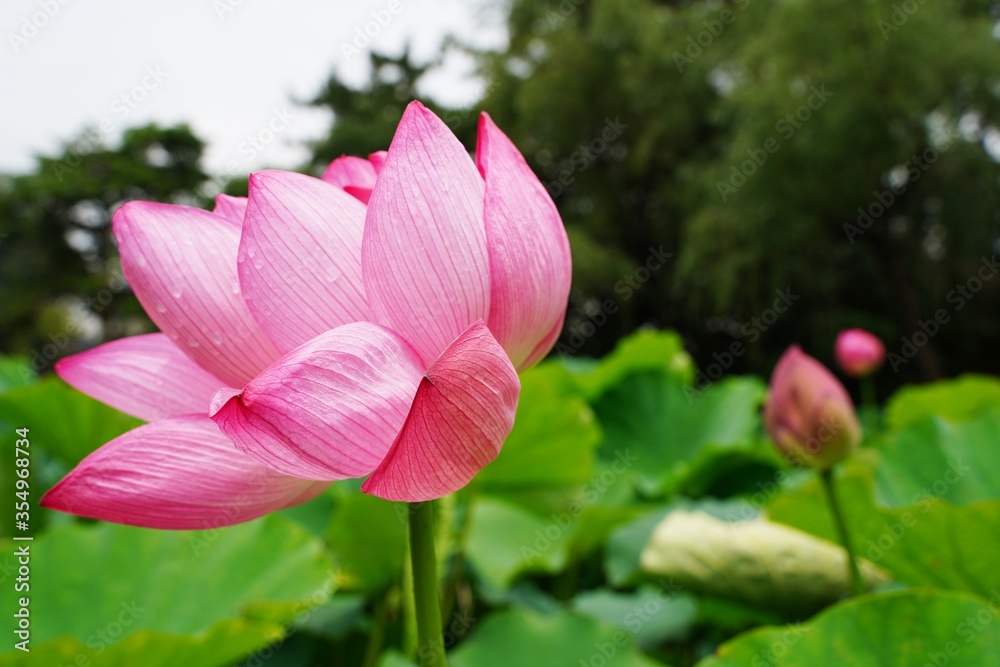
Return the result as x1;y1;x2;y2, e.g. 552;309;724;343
0;0;506;175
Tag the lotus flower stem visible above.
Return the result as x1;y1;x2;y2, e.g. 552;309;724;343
409;501;447;666
819;468;864;596
401;550;418;658
860;375;877;413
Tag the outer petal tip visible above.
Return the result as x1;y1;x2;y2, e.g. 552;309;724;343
52;334;224;421
111;200;282;386
41;416;329;530
368;151;388;173
110;200;144;240
476;113;572;368
38;483;64;511
52;355;71;378
362;101;489;367
212;194;248;224
475;112;499;165
405;99;429;115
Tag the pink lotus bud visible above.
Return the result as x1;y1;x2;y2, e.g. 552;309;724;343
764;346;861;469
834;329;886;377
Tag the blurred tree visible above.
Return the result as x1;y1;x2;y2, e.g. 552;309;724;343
6;0;1000;394
470;0;1000;388
305;48;474;174
0;124;208;369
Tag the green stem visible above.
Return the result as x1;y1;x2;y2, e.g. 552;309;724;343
361;593;389;667
409;501;447;667
860;375;877;413
401;550;417;659
819;468;864;596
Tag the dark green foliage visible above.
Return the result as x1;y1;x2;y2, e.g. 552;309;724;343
467;0;1000;388
0;124;207;365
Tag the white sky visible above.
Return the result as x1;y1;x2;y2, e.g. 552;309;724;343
0;0;507;175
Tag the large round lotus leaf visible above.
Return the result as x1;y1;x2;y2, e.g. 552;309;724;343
697;589;1000;667
449;607;663;667
0;516;334;667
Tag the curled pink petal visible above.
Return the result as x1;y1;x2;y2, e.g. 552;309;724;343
321;154;379;203
363;101;490;366
55;333;222;421
210;322;423;481
241;170;371;351
477;113;571;369
343;185;372;204
322;154;377;190
212;194;248;224
114;201;283;387
361;321;519;502
368;151;387;174
40;416;328;530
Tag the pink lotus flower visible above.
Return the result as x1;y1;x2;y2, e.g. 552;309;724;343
41;102;571;529
763;346;861;469
834;328;885;378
